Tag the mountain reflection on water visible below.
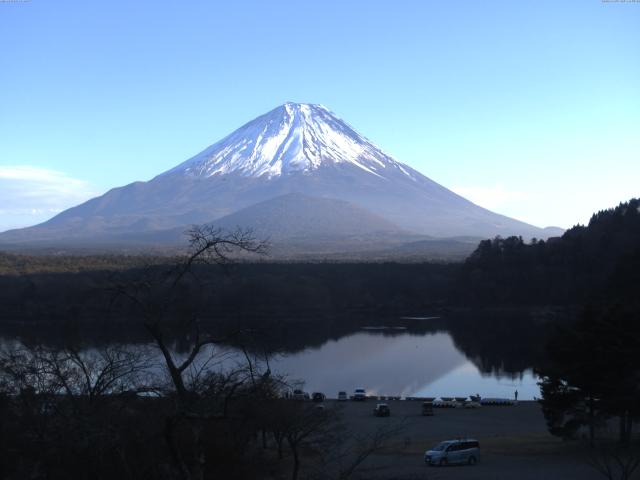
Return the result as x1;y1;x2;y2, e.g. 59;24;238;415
263;331;539;399
0;312;549;400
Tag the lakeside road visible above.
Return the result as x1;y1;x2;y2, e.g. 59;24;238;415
324;400;604;479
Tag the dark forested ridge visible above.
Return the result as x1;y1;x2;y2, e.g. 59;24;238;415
1;197;638;336
457;198;640;306
0;261;456;330
2;198;639;333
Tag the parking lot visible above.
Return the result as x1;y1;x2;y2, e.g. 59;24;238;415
325;399;604;479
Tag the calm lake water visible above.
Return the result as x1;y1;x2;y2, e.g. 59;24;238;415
254;330;539;400
0;315;543;400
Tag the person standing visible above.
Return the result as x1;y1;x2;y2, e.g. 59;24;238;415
514;389;518;402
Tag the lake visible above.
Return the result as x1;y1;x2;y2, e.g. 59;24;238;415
235;330;539;400
0;313;545;400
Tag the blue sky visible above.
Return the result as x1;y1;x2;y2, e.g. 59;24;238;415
1;0;638;231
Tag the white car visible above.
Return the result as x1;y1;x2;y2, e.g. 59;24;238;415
425;439;480;466
292;389;309;401
353;388;367;401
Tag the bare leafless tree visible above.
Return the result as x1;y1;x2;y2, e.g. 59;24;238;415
0;344;154;479
586;443;640;480
281;402;337;480
310;420;407;480
112;226;266;396
0;345;151;399
110;226;268;480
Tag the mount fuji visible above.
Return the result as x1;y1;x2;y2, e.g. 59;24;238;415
0;102;561;255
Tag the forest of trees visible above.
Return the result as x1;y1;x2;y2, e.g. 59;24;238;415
457;198;640;307
536;243;640;450
0;259;456;331
455;199;640;453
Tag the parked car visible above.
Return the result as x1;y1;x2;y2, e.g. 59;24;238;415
433;399;456;408
292;389;309;401
353;388;367;401
312;392;326;402
421;401;434;416
373;403;390;417
337;391;348;401
424;439;480;466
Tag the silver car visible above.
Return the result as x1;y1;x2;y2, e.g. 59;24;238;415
424;439;480;466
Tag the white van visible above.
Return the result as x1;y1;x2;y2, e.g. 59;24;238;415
424;439;480;466
353;388;367;401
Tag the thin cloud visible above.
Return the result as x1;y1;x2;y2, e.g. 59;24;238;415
0;166;97;231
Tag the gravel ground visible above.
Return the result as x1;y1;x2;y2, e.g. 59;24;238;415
323;400;604;480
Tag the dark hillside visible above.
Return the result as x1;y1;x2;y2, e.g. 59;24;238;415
0;261;457;329
457;198;640;306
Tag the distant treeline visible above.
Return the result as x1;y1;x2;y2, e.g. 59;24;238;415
0;252;171;275
0;261;457;328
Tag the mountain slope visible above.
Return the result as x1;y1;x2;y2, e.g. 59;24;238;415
0;102;557;246
211;193;404;239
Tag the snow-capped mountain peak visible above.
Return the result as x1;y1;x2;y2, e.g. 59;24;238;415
165;102;416;180
0;101;557;246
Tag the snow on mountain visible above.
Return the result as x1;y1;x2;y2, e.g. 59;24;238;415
0;102;561;250
165;102;416;180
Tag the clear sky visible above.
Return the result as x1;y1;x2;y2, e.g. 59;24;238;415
1;0;638;232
